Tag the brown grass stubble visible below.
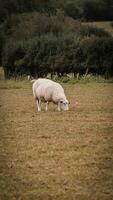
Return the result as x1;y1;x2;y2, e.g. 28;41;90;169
0;81;113;199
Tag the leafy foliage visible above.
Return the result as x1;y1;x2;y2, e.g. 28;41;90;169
2;32;113;79
0;0;113;24
1;0;113;79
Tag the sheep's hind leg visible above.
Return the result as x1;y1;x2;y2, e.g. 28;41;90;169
36;98;41;112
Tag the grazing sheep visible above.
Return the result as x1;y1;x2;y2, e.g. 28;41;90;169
32;78;69;111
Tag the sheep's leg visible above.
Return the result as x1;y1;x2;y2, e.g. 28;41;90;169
45;101;49;111
57;102;61;111
36;99;41;111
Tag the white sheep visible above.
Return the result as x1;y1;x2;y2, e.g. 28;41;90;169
32;78;69;111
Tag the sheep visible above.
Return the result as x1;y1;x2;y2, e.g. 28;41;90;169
31;78;52;100
32;78;69;111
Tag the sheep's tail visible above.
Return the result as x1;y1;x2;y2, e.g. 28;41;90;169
31;79;37;99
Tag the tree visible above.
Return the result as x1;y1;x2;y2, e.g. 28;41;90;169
64;3;81;19
83;0;113;21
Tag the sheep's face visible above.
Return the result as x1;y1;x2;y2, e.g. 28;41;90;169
60;99;69;111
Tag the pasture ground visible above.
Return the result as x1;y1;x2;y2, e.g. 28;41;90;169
83;21;113;36
0;72;113;199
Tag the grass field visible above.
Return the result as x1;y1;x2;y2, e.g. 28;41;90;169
0;70;113;199
83;21;113;36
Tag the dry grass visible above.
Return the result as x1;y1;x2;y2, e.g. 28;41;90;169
0;75;113;199
83;21;113;36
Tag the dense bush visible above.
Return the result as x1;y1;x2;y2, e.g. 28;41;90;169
79;36;113;77
2;40;27;79
82;0;113;21
111;22;113;28
0;0;56;23
1;0;113;80
0;32;4;65
64;3;82;20
1;5;113;80
2;33;113;79
2;11;68;41
0;0;113;24
2;11;111;41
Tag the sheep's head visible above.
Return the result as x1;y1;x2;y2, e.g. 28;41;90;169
60;99;69;111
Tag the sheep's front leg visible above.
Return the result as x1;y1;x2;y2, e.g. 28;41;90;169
57;102;61;111
45;101;49;111
36;99;41;111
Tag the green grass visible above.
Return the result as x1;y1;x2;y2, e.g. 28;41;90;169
55;74;113;84
0;70;113;199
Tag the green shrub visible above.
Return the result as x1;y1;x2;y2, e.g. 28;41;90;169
82;0;113;21
79;36;113;78
2;40;27;79
2;33;113;79
64;3;82;20
111;22;113;28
